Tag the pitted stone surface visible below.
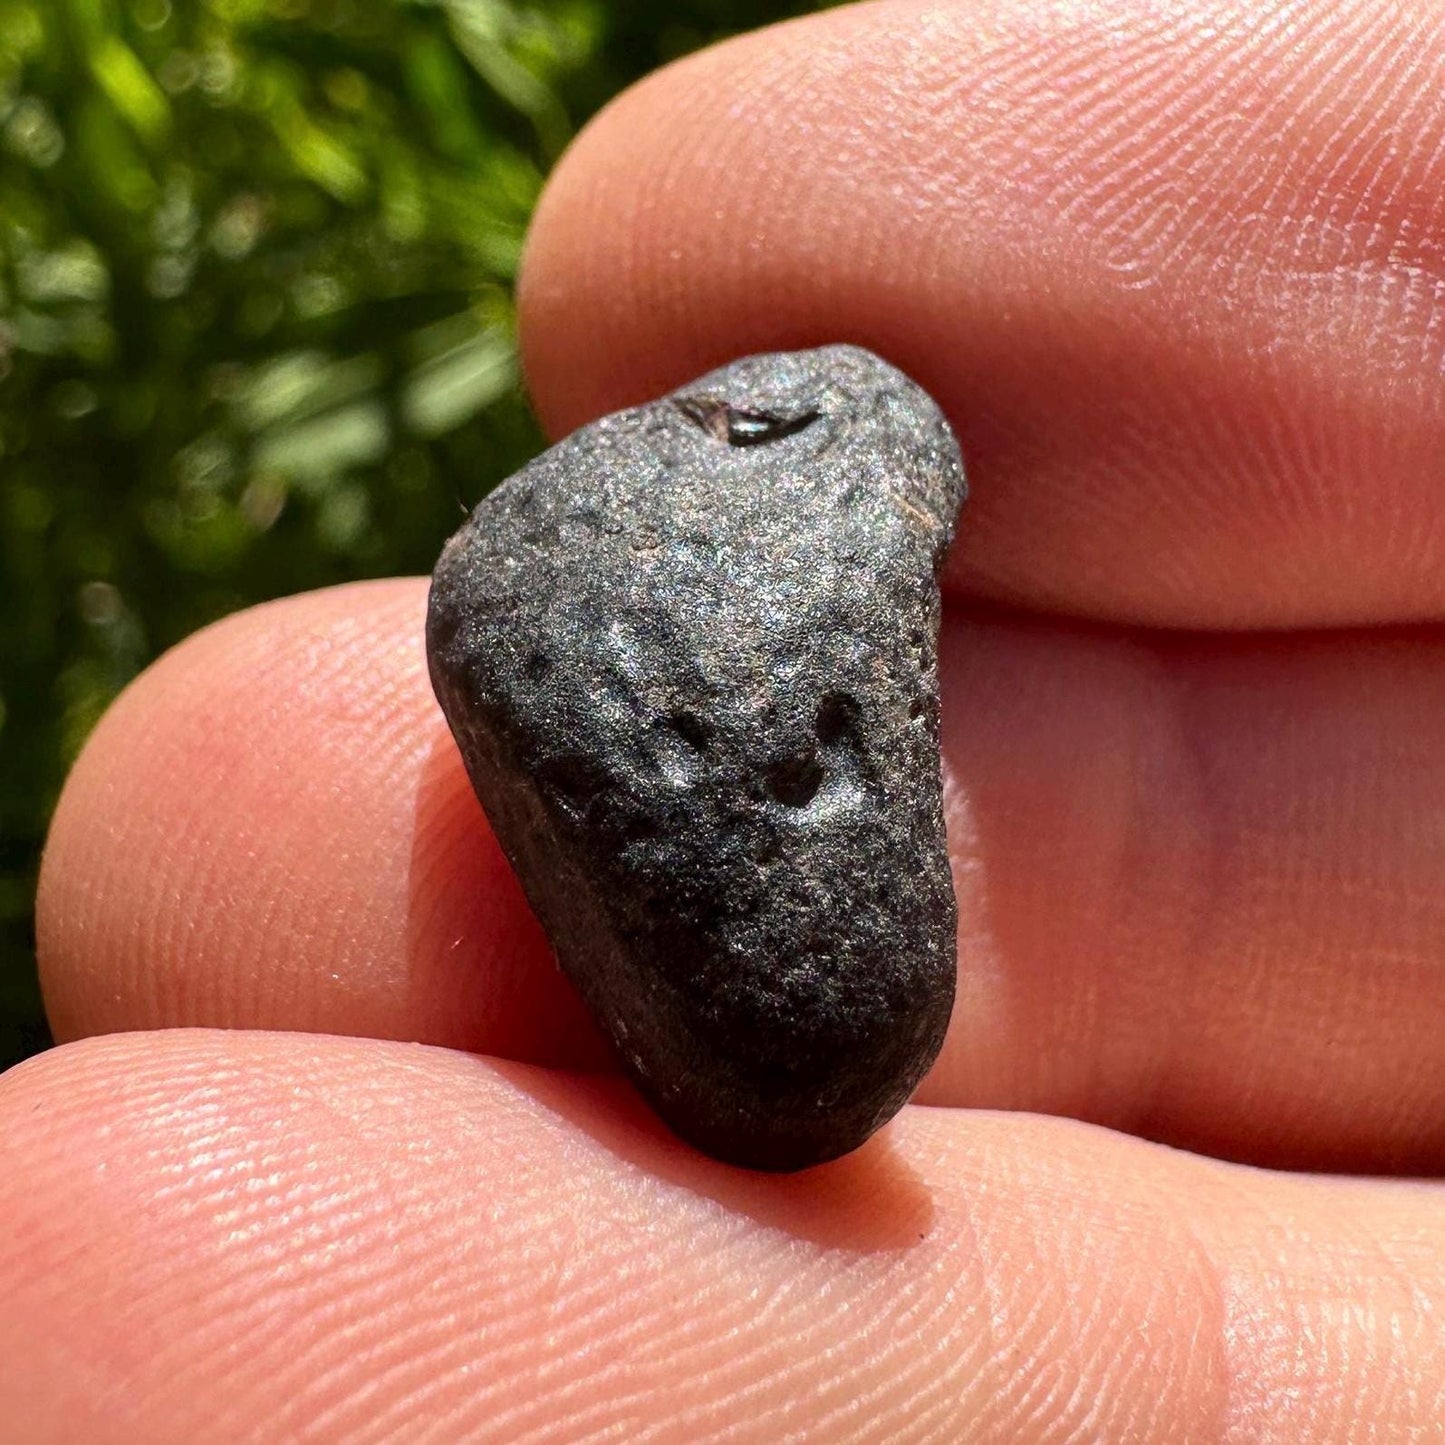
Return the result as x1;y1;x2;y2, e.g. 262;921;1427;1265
427;345;966;1171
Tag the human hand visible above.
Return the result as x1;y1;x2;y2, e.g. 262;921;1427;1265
8;0;1445;1437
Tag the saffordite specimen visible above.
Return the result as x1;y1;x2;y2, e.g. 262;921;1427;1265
427;345;966;1171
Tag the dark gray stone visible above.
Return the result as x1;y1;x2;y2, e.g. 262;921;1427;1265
427;345;966;1171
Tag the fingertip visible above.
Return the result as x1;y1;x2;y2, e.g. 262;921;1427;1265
37;581;608;1068
518;0;1445;626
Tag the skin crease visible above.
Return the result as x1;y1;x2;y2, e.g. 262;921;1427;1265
11;0;1445;1438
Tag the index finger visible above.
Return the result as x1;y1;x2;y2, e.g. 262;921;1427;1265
519;0;1445;628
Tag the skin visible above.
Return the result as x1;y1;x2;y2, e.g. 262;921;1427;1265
7;0;1445;1437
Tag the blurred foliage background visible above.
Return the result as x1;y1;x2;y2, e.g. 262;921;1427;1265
0;0;826;1068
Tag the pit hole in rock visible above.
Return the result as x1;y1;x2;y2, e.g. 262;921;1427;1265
536;754;607;807
652;709;714;788
675;396;821;447
815;692;863;747
524;651;552;682
767;751;824;808
668;709;711;751
615;811;659;844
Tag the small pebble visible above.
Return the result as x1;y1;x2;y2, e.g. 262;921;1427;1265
428;345;966;1171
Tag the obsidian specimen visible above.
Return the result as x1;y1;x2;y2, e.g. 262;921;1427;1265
427;345;966;1171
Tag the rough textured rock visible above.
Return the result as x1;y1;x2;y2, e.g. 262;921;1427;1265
427;345;966;1171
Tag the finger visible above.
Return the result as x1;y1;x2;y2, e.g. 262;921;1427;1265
518;0;1445;628
3;1029;1443;1442
35;578;613;1072
932;615;1445;1172
39;583;1445;1171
